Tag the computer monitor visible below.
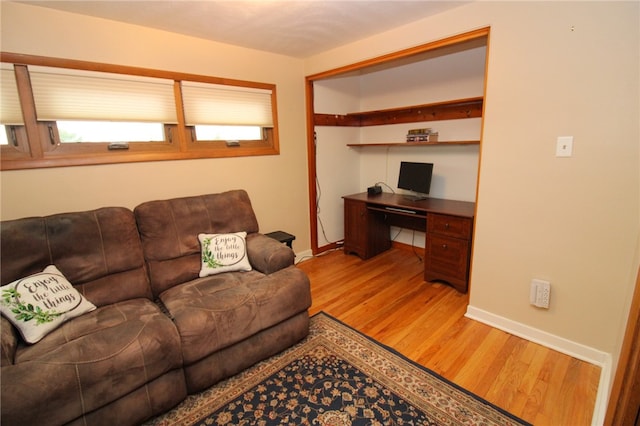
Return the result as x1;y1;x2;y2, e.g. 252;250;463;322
397;161;433;200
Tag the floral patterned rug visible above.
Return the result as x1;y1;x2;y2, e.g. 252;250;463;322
146;312;530;426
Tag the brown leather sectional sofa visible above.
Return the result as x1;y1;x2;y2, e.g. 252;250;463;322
0;190;312;425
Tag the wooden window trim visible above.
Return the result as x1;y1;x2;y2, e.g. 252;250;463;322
0;52;280;170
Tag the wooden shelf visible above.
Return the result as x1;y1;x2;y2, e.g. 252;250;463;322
347;140;480;148
314;97;483;127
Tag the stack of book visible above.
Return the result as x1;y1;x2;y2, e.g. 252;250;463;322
406;128;439;142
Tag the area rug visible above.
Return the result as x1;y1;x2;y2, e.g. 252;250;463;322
146;312;530;426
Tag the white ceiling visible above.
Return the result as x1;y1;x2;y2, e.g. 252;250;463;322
17;1;468;58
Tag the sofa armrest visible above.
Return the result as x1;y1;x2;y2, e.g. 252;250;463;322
246;233;295;274
1;316;17;367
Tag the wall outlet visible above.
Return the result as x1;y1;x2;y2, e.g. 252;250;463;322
556;136;573;157
530;279;551;308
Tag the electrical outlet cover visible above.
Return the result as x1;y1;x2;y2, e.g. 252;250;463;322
530;279;551;308
556;136;573;157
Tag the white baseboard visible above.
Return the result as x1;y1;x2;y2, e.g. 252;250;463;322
465;305;611;426
294;249;314;264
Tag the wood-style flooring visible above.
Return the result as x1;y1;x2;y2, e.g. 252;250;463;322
296;246;601;426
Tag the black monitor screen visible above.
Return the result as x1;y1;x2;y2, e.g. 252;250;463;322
397;161;433;196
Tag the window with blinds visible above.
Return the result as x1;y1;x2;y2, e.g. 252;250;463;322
1;67;23;125
182;82;273;127
182;81;273;143
0;64;27;151
1;66;23;146
0;54;280;170
28;66;175;143
27;66;174;143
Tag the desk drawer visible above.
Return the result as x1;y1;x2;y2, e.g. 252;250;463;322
427;214;472;239
426;235;469;281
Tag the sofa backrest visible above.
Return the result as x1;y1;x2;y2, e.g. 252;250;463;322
134;190;260;297
0;207;153;307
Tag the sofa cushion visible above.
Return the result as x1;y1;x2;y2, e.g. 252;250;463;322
135;190;260;297
0;207;152;307
2;298;186;426
0;265;97;344
159;265;311;365
198;232;252;277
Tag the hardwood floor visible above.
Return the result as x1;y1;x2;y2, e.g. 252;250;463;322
297;246;600;426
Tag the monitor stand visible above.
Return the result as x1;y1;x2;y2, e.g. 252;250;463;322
403;193;428;201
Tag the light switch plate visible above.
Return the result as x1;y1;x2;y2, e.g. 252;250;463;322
556;136;573;157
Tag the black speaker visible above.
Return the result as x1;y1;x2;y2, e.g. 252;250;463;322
367;185;382;196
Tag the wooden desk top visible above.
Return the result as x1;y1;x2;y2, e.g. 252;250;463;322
343;192;475;218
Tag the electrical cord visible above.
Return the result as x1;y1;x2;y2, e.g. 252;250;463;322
315;174;332;245
295;246;343;264
375;181;395;194
376;181;402;241
313;130;334;246
411;230;423;262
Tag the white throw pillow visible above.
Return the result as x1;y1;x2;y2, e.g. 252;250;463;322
0;265;97;344
198;232;252;277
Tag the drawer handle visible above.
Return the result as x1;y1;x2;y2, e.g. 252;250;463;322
442;244;448;249
444;223;450;228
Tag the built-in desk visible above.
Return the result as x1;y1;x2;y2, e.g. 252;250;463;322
342;192;475;293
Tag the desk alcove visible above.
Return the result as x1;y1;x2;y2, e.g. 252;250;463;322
343;192;475;293
305;28;488;263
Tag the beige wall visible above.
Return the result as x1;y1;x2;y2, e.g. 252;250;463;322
306;0;639;378
0;2;311;251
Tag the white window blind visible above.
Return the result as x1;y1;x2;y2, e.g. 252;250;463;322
1;67;23;125
181;81;273;127
29;66;177;123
